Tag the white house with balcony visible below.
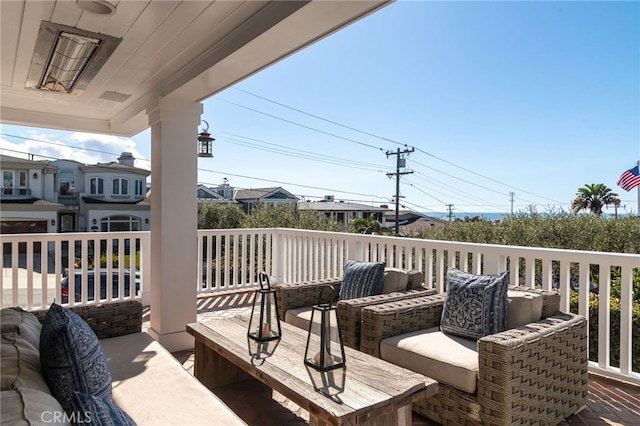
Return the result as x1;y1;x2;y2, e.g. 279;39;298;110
0;152;150;234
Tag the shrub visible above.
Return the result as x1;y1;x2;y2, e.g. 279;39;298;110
570;291;640;372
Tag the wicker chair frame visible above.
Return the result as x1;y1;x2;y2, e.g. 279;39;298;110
360;289;588;425
31;301;143;339
274;277;435;350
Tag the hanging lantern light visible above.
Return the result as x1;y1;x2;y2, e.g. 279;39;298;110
247;272;281;359
304;285;346;372
197;120;214;158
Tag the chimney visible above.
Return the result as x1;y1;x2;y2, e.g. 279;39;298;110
118;152;135;167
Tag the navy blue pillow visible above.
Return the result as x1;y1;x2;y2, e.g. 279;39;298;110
72;392;136;426
40;303;112;415
338;260;385;300
440;268;509;340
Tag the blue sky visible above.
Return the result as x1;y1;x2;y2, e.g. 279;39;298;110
1;1;638;216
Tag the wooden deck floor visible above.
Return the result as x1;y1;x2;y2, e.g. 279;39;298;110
143;291;640;426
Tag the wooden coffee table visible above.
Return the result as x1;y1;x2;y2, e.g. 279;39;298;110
187;316;437;426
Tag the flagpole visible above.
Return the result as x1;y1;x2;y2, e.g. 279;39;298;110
637;160;640;215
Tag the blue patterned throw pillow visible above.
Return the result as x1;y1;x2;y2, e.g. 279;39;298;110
338;260;385;300
440;268;509;340
40;303;112;415
72;392;136;426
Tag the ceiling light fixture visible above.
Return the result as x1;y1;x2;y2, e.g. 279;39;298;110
26;22;121;95
76;0;117;16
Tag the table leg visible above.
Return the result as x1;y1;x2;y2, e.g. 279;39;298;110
193;339;250;390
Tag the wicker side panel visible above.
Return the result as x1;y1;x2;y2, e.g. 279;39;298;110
274;279;342;320
32;301;143;340
413;384;482;426
337;288;436;350
477;313;588;425
360;294;446;357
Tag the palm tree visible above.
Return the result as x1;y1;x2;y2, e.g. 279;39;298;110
571;183;621;216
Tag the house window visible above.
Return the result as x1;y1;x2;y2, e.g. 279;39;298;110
100;215;140;232
112;178;129;195
18;171;27;188
59;169;75;196
90;177;104;195
3;171;13;193
134;179;144;196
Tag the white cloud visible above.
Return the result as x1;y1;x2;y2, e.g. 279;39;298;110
0;126;149;170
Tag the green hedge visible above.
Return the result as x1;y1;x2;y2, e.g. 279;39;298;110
570;291;640;372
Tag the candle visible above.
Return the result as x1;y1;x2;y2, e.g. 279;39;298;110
261;323;270;337
314;350;333;367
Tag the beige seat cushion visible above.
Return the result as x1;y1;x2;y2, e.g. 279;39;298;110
381;268;409;294
407;270;425;290
284;306;340;341
285;306;314;332
101;332;245;425
380;327;479;394
507;290;543;329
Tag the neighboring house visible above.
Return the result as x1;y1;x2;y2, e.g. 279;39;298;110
385;210;445;237
1;154;60;233
197;183;236;205
298;195;389;229
0;152;150;233
233;187;299;214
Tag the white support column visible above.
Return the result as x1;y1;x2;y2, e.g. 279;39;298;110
146;97;202;351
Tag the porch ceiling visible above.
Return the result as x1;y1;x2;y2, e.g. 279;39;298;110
0;0;390;137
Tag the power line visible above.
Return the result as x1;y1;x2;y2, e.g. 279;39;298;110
224;89;565;204
197;168;390;200
219;132;390;171
0;132;141;160
215;98;384;151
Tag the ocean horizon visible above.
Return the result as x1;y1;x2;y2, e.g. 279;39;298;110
424;211;633;221
426;212;506;222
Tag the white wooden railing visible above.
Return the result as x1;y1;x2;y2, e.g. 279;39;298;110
1;231;149;309
2;228;639;384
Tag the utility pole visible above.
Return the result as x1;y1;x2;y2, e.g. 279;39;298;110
446;204;454;222
509;192;515;215
386;147;414;235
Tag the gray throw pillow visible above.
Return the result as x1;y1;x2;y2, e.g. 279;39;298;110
440;267;509;340
40;304;112;415
338;260;385;300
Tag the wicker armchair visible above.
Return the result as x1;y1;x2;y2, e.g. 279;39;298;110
360;288;588;425
31;301;143;338
274;274;435;350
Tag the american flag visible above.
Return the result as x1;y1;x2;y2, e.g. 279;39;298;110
617;165;640;191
